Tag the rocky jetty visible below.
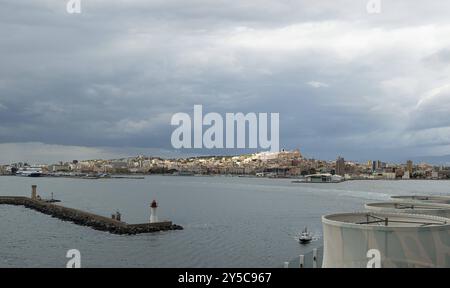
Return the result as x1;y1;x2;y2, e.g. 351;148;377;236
0;196;183;235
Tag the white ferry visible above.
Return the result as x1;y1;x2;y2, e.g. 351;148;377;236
16;167;43;177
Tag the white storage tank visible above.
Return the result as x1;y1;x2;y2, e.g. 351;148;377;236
322;212;450;268
391;195;450;204
365;202;450;218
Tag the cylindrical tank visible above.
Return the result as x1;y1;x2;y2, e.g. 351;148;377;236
391;195;450;204
365;202;450;218
322;212;450;268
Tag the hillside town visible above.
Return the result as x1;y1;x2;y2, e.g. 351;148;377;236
1;149;450;180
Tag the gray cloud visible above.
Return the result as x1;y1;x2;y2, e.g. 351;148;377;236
2;1;450;163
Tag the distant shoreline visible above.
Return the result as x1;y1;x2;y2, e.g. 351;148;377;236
1;174;449;181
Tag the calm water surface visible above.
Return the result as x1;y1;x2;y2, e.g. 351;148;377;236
1;176;449;267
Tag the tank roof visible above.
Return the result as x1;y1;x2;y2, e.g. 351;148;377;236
391;195;450;204
366;202;450;211
323;212;449;228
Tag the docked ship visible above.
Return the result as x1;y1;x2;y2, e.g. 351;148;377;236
16;167;43;177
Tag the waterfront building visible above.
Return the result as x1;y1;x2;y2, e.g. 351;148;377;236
304;173;343;183
383;172;396;180
402;171;410;179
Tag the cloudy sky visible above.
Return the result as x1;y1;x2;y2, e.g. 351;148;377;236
2;0;450;163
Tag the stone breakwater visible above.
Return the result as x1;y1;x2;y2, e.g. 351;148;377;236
0;196;183;235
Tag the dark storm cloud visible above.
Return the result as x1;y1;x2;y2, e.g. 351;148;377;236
2;0;450;163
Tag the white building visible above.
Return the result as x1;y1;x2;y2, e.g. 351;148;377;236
402;171;410;179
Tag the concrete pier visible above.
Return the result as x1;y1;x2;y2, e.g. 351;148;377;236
0;196;183;235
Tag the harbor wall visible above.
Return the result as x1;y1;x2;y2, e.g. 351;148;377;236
0;196;182;235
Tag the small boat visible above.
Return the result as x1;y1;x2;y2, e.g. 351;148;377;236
298;227;313;244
